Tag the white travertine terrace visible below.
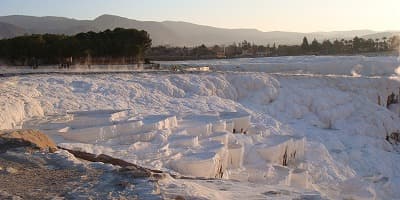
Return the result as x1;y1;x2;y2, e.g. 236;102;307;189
46;110;306;180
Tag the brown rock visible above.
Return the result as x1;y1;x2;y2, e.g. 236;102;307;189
0;129;57;153
119;166;151;178
175;195;185;200
150;172;167;180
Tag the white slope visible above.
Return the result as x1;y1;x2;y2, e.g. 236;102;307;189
160;55;400;77
1;56;400;199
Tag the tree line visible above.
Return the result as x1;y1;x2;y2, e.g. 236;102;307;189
147;36;400;60
0;28;152;66
1;30;399;65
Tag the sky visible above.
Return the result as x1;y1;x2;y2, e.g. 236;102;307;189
1;0;400;32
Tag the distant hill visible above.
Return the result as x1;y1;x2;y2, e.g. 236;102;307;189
0;22;29;38
362;32;400;40
0;15;95;35
312;30;377;39
0;14;397;46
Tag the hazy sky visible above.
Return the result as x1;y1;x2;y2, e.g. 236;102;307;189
1;0;400;32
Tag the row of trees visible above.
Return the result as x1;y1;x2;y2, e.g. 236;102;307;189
300;36;398;54
0;28;152;65
1;30;399;64
147;36;400;60
148;45;216;60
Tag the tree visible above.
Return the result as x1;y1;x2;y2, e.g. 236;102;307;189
241;40;251;50
352;36;361;52
310;39;321;53
0;28;152;65
390;36;400;50
332;39;344;54
301;37;309;52
382;37;388;51
321;40;333;54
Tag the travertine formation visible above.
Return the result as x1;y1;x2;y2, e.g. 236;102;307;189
39;110;306;184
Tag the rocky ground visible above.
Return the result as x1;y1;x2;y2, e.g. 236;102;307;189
0;129;164;200
0;153;99;200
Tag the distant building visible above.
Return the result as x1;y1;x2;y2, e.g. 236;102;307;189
216;51;226;58
241;49;253;56
256;51;268;57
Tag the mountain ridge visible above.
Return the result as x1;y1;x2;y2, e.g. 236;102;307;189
0;14;397;46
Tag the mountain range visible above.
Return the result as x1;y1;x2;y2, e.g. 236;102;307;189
0;14;398;46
